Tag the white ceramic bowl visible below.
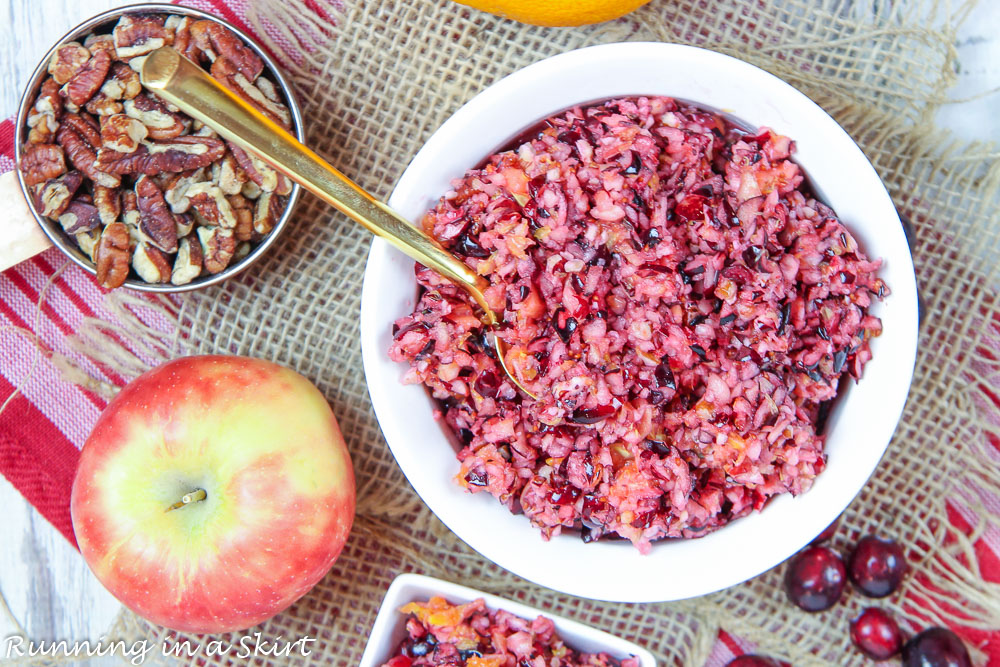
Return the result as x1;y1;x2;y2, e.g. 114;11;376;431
360;43;919;602
358;574;657;666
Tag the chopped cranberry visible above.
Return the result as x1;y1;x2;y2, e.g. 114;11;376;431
848;535;907;598
850;608;903;660
675;193;709;223
783;545;846;611
724;656;779;667
902;627;971;667
570;405;616;424
654;362;676;389
474;370;501;399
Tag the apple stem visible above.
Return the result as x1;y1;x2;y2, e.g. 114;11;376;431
165;488;207;512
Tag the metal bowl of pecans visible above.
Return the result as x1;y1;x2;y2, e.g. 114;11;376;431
14;3;304;291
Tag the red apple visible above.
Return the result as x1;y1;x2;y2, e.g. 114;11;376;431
70;355;355;634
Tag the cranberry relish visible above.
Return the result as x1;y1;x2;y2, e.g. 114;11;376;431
389;97;885;552
381;597;638;667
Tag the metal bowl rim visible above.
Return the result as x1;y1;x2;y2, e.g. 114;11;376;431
13;1;305;293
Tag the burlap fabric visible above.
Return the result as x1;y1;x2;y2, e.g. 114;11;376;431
29;0;1000;664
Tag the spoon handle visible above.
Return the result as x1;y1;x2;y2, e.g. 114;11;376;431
139;47;495;323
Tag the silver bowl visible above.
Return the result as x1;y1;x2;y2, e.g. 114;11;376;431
13;2;304;292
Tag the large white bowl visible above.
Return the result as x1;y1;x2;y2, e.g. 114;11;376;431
360;42;918;603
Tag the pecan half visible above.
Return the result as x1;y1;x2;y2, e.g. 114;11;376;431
228;143;292;195
48;43;91;85
253;191;284;237
85;62;141;116
32;78;63;117
33;171;83;217
58;200;101;234
93;185;121;225
135;175;178;253
62;49;112;109
241;179;262;200
211;59;290;128
95;221;132;289
168;16;203;63
185;182;237;228
99;136;225;175
190;21;263;80
228;193;254;241
132;242;172;283
171;235;204;285
100;114;148;153
114;15;171;60
56;114;120;188
123;93;186;140
21;143;66;186
197;226;235;274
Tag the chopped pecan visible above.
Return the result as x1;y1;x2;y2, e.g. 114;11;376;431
228;193;254;241
48;43;91;85
99;136;225;175
100;114;148;153
163;168;206;213
27;80;63;143
85;63;141;115
32;78;63;117
62;49;112;109
114;15;171;60
184;182;237;228
27;115;59;144
241;179;262;200
121;190;139;226
56;114;120;188
123;93;186;140
175;212;195;238
58;200;101;234
171;235;204;285
190;21;263;80
234;241;252;262
197;226;235;274
95;221;132;289
76;228;101;262
93;185;121;225
212;153;247;195
21;143;66;186
210;59;290;128
253;191;284;237
135;176;179;253
132;242;172;283
33;171;83;217
227;143;292;195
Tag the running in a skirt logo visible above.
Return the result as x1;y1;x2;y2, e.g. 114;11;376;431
3;633;316;664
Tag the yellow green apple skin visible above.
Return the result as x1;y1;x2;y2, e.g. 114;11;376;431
70;355;355;634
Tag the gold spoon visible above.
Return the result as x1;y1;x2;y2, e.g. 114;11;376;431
140;46;534;399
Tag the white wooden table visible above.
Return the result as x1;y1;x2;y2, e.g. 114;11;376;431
0;0;997;664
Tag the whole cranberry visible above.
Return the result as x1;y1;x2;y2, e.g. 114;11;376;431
725;656;780;667
783;545;846;611
850;608;903;660
902;627;971;667
848;535;908;597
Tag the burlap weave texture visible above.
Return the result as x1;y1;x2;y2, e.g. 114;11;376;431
49;0;1000;664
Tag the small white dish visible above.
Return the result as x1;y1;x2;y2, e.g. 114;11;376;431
358;573;657;667
360;42;919;602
